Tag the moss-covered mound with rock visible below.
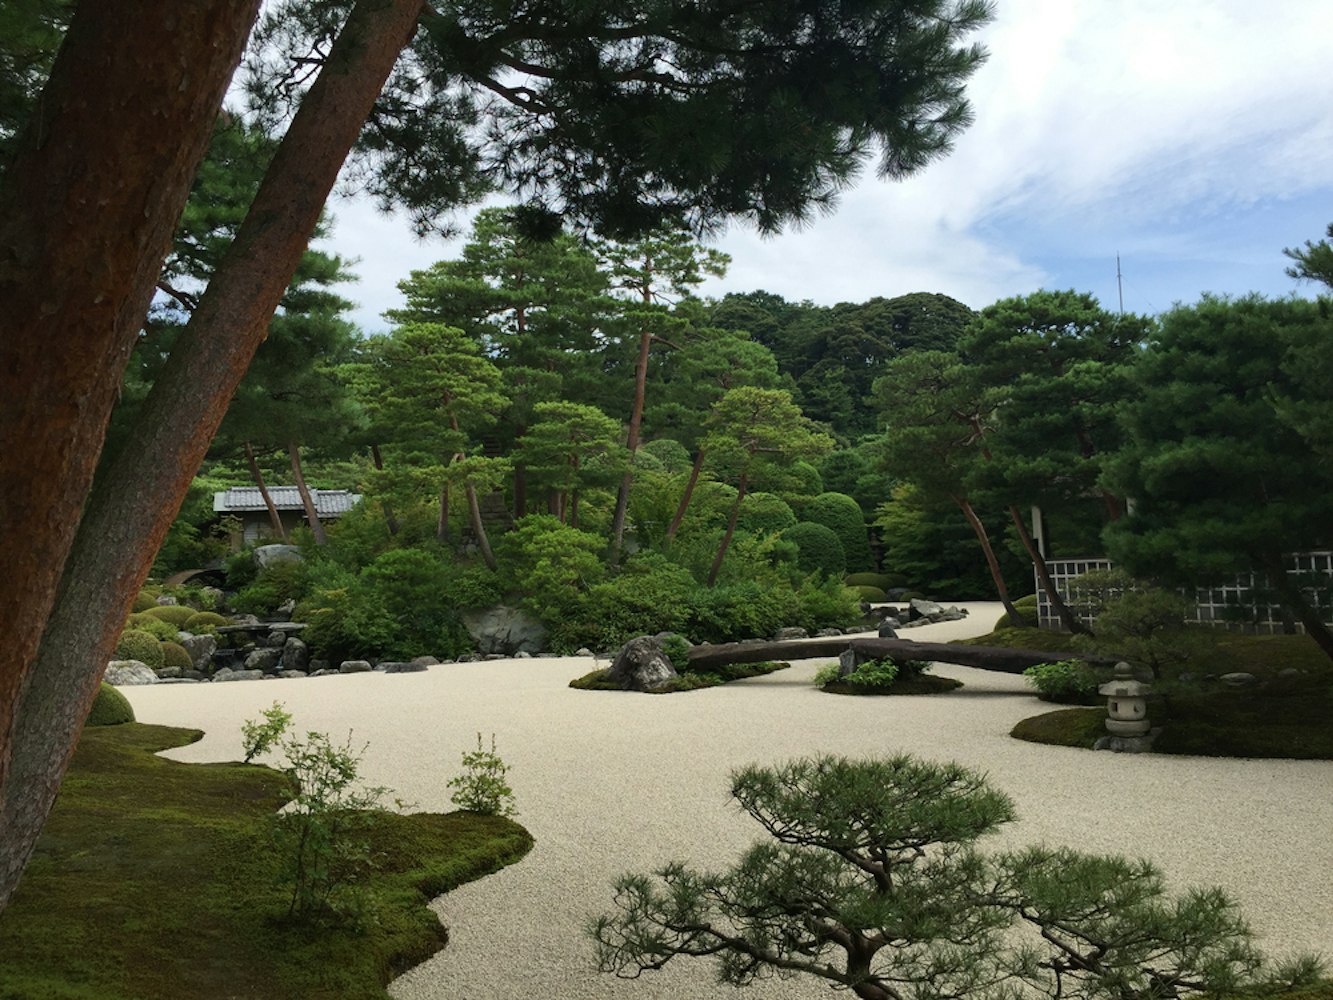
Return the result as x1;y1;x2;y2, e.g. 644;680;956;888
85;683;136;726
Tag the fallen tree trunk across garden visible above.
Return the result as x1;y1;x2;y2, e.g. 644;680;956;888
686;637;1120;675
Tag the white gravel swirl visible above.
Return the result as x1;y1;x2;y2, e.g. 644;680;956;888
123;603;1333;998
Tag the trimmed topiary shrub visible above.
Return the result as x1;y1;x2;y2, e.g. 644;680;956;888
132;592;158;613
160;641;194;670
143;604;196;627
780;522;846;578
114;629;164;669
994;594;1040;629
853;585;887;603
125;614;180;642
844;572;893;590
86;683;135;726
183;610;230;633
803;492;873;573
735;492;797;535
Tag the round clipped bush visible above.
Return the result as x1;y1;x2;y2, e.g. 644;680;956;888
160;641;194;670
781;522;846;578
183;610;230;633
845;572;893;590
735;492;797;535
639;438;693;473
132;592;158;613
114;629;165;669
995;594;1040;630
86;683;135;726
125;613;180;642
853;585;888;603
803;492;873;573
143;604;197;627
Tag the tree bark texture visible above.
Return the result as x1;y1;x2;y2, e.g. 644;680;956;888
0;0;424;915
287;441;328;545
609;318;655;558
245;441;287;540
1007;505;1089;635
686;637;1118;673
0;0;261;913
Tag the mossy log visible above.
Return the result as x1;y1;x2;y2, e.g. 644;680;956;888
686;637;1118;674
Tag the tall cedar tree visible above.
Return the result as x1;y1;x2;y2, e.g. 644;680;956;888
1;0;993;911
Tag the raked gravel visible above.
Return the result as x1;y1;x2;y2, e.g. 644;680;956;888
123;602;1333;998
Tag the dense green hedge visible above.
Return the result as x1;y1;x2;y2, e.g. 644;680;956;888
781;522;846;577
802;492;873;573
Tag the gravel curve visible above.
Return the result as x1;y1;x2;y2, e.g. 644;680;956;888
124;603;1333;998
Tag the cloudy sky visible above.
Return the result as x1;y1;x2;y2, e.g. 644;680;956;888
321;0;1333;333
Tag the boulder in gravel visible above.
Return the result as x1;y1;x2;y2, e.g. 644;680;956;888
606;636;678;692
877;622;899;639
909;598;943;620
179;633;217;672
774;627;809;641
383;661;429;674
277;670;308;679
339;660;373;674
462;605;549;655
815;627;844;637
213;668;265;682
244;648;283;673
105;660;158;686
282;637;310;673
155;666;183;680
412;655;440;667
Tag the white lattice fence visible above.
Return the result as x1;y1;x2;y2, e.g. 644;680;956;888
1037;553;1333;632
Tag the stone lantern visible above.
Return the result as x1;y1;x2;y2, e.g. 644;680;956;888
1099;661;1151;737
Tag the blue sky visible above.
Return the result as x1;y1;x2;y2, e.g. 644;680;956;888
323;0;1333;332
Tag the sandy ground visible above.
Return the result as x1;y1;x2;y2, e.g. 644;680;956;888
123;603;1333;998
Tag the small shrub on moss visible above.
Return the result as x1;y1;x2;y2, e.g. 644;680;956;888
1023;660;1103;704
85;683;135;726
143;604;196;627
125;614;180;642
994;594;1040;629
659;633;692;673
448;734;516;817
114;629;165;669
794;575;862;632
160;641;194;670
183;610;230;633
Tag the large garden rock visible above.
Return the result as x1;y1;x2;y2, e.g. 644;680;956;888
254;544;303;569
282;637;310;672
244;648;283;673
339;660;373;674
212;668;265;682
461;605;549;655
179;633;217;672
383;661;429;674
909;598;943;620
105;660;159;686
606;636;678;692
774;627;809;641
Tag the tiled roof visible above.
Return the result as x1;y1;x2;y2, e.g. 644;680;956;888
213;487;363;517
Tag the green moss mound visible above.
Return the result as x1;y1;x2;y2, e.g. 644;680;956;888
160;641;194;670
132;592;158;613
0;723;533;1000
781;521;846;577
1011;707;1107;748
184;611;230;632
994;594;1040;630
852;585;887;603
570;661;788;692
143;604;197;627
85;683;136;726
114;629;165;669
126;613;181;642
820;674;962;696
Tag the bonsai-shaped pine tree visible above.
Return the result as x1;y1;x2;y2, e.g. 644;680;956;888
592;754;1319;1000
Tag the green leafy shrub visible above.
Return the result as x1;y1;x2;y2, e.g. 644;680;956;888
448;733;516;817
735;492;797;535
802;492;873;573
844;572;893;590
994;593;1040;629
160;641;194;670
233;559;310;618
142;604;196;627
689;581;802;644
555;555;696;652
223;547;259;590
114;629;165;669
639;437;693;473
1075;585;1197;680
659;633;692;673
85;683;135;726
780;521;846;577
853;585;887;602
183;610;230;633
1023;659;1103;704
496;515;606;622
125;613;180;642
793;575;862;632
241;702;293;763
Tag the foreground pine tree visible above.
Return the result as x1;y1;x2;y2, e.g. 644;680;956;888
592;754;1322;1000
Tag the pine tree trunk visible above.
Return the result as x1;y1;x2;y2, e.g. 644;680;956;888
0;0;262;916
1007;505;1088;634
438;482;451;544
610;323;654;558
0;0;422;916
707;470;749;586
288;441;328;546
953;495;1019;621
1260;552;1333;662
665;448;707;544
246;441;287;541
570;455;581;529
465;481;497;571
369;443;400;535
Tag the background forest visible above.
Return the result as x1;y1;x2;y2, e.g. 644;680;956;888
136;116;1333;665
